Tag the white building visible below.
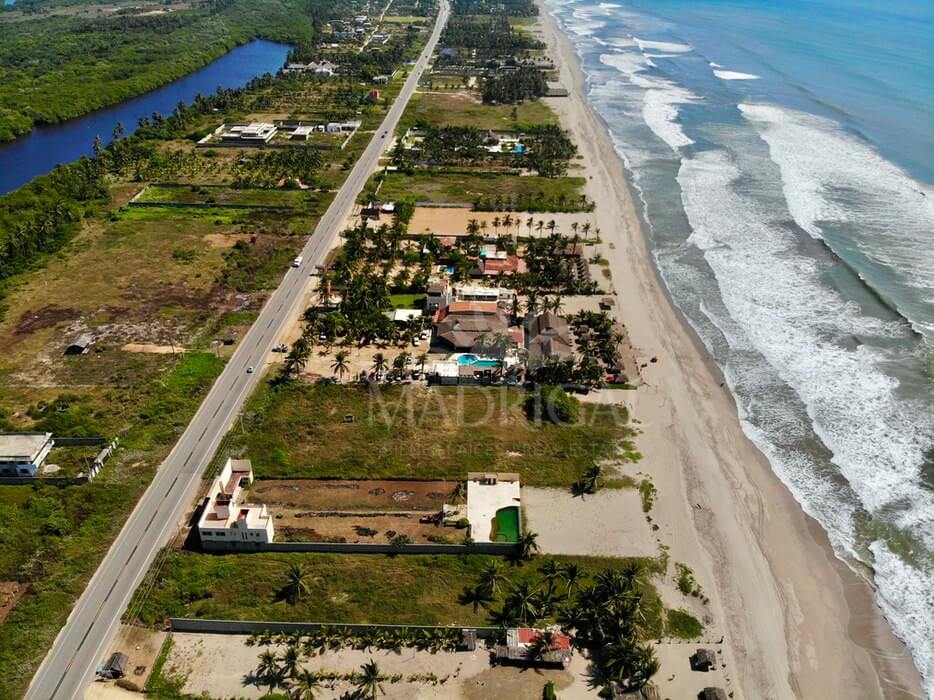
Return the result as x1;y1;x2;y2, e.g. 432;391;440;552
221;123;278;143
453;284;512;304
198;458;274;548
0;432;54;476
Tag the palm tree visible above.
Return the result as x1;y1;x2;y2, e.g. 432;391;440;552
582;222;591;242
526;216;534;238
517;531;540;561
416;352;429;373
372;352;387;375
290;669;320;700
284;563;311;605
255;649;285;694
561;562;584;594
580;463;601;494
355;659;385;699
535;220;544;237
331;350;350;382
523;630;555;665
478;561;507;596
503;581;543;625
279;643;301;679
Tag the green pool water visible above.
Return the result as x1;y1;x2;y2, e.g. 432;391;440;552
491;506;520;543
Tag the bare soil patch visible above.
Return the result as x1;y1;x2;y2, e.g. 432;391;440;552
14;305;82;335
251;479;457;511
0;582;27;625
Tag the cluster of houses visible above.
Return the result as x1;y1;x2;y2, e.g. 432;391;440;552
206;120;363;146
284;60;339;76
399;128;527;163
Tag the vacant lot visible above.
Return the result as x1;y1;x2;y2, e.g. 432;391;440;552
230;384;635;487
134;184;324;209
130;551;664;631
401;91;558;130
374;171;588;209
251;479;457;511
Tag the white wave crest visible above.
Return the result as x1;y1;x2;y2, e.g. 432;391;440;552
678;148;934;694
713;69;760;81
740;103;934;338
633;37;691;53
599;52;698;152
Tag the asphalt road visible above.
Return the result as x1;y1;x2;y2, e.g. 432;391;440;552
25;4;448;698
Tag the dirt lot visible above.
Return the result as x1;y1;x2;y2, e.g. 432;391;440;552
397;208;598;239
251;479;465;544
251;479;458;511
0;582;26;625
164;632;597;699
99;624;166;690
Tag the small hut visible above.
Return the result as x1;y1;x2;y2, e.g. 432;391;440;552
100;652;129;679
698;688;728;700
64;333;92;355
691;648;717;672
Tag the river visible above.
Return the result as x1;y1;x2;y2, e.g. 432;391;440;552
0;38;291;195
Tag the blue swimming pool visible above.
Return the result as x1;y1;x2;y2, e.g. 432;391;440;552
455;354;501;367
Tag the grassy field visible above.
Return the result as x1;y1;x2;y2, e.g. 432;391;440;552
134;184;322;209
228;383;636;487
0;352;224;700
400;91;558;130
129;551;666;634
374;171;588;208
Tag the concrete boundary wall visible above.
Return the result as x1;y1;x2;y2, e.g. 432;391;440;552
200;540;518;556
169;618;502;639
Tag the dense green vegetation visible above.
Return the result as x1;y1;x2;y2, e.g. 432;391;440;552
440;15;543;55
0;0;320;142
451;0;538;16
483;65;548;104
0;352;225;700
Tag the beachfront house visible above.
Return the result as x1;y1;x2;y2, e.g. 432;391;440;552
198;458;274;549
526;311;573;362
434;301;511;351
494;626;573;667
0;432;54;476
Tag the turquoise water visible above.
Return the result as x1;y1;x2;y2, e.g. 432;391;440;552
547;0;933;688
455;354;501;367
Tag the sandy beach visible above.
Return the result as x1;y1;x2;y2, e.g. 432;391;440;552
532;2;925;698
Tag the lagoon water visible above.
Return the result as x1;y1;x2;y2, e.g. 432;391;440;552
546;0;934;691
0;39;290;195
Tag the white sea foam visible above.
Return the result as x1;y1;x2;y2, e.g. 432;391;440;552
870;541;934;691
740;103;934;338
567;6;606;36
599;52;698;152
713;69;760;80
709;61;723;68
678;148;934;694
633;37;692;53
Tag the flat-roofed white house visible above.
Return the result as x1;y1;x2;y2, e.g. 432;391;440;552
198;458;274;549
221;122;278;143
0;432;54;476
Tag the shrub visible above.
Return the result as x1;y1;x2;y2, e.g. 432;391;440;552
543;680;557;700
115;679;140;692
524;385;579;425
666;609;703;639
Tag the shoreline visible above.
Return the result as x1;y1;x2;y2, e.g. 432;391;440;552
532;2;925;697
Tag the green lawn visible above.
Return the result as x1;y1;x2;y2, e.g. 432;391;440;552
401;91;558;130
129;551;665;634
390;293;426;309
229;383;636;487
374;171;589;210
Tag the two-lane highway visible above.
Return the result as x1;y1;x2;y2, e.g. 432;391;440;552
25;3;448;698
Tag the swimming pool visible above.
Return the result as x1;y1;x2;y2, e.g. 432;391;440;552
454;353;501;368
491;506;520;543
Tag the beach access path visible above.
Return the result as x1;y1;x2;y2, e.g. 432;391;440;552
23;4;451;699
532;3;924;699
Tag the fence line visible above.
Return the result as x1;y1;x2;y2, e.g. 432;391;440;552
169;618;502;639
201;540;518;556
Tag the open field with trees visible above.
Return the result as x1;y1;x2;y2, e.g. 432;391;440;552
226;383;637;487
0;5;437;694
0;0;325;141
372;171;588;210
401;91;558;130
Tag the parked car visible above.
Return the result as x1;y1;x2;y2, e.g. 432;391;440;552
413;338;420;346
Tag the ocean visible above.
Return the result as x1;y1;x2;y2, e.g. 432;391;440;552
544;0;934;691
